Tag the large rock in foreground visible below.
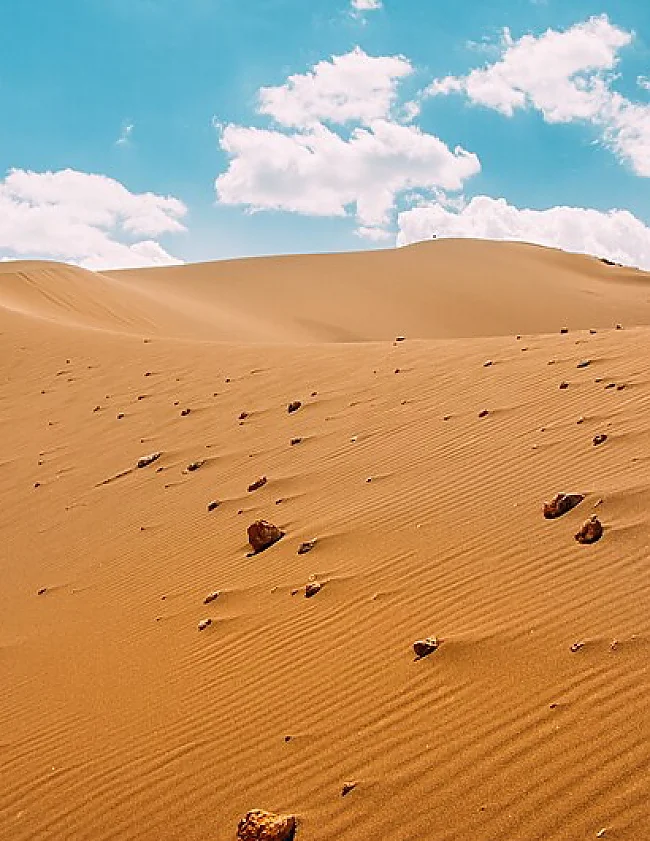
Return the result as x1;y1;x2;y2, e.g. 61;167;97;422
237;809;296;840
248;520;284;554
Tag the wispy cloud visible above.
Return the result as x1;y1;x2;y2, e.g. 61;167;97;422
116;122;135;146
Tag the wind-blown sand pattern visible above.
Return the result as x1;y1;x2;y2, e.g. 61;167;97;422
1;239;650;840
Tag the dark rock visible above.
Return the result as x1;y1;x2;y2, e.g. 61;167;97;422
37;587;47;596
117;413;125;420
203;591;220;605
576;360;591;369
298;540;316;555
478;409;489;418
248;476;267;492
290;437;302;446
207;500;220;512
198;618;212;631
341;782;357;797
413;637;440;658
239;411;249;420
575;516;603;544
543;493;584;519
570;641;585;652
305;581;322;598
137;452;162;469
248;520;284;553
560;327;569;334
180;408;191;416
287;401;302;414
559;381;569;390
593;434;608;446
186;460;206;472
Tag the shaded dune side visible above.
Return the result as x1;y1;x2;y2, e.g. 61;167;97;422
110;239;650;342
1;313;649;841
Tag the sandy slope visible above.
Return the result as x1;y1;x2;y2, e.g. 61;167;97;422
1;240;649;841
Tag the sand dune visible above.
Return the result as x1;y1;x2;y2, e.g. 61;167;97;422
1;240;649;841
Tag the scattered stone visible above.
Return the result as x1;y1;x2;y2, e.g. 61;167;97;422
589;329;597;335
284;735;292;742
575;516;603;544
248;476;268;492
413;637;439;658
305;581;322;598
180;408;191;416
560;327;569;334
298;540;316;555
117;413;125;420
593;434;608;446
394;368;401;374
237;810;296;841
576;360;591;369
239;411;249;420
198;618;212;631
604;383;616;389
616;383;626;391
287;401;302;414
137;452;162;469
577;416;585;424
34;482;41;488
144;371;152;377
366;476;373;483
395;336;406;342
207;500;220;512
341;782;357;797
483;360;493;367
37;587;47;596
290;437;302;446
615;324;622;330
186;460;206;472
478;409;489;418
543;493;584;519
203;591;220;605
443;415;451;421
559;381;569;390
93;405;101;412
570;641;585;652
275;498;284;505
311;391;318;397
248;520;284;553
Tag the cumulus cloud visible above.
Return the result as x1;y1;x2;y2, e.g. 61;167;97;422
397;196;650;270
351;0;382;10
0;169;187;270
258;47;410;127
216;49;480;233
427;15;650;176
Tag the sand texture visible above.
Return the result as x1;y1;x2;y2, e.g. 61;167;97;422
1;239;649;840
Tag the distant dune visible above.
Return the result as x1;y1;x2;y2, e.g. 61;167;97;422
2;240;649;841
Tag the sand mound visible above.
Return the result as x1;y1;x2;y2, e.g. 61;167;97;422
1;240;649;841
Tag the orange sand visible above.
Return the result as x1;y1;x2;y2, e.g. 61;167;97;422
1;239;649;840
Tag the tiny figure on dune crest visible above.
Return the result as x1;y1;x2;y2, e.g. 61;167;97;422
543;493;584;520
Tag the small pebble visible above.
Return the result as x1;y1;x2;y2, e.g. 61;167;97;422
413;637;439;658
559;381;569;390
341;782;358;797
186;460;206;472
248;476;267;492
207;501;220;512
203;591;220;605
570;641;585;652
593;434;608;446
483;360;493;367
576;360;591;369
117;413;125;420
478;409;489;418
290;437;302;446
198;618;212;631
37;587;47;596
298;540;316;555
287;401;302;413
305;581;322;598
180;408;191;416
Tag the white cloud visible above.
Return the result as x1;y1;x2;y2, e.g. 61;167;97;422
258;47;411;127
638;76;650;92
355;225;393;241
0;169;187;270
351;0;382;10
397;195;650;270
427;15;650;176
116;122;134;146
216;49;480;231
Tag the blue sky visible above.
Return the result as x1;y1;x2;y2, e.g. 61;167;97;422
0;0;649;269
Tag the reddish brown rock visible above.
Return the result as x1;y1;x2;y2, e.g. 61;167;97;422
137;452;162;469
287;401;302;414
341;782;357;797
248;520;284;553
203;591;220;605
207;500;220;512
186;460;206;472
559;381;569;390
248;476;268;492
305;581;322;598
575;516;603;544
180;408;191;416
237;810;296;841
413;637;439;658
543;493;584;520
593;434;608;446
239;411;249;420
297;539;316;555
290;437;302;446
198;618;212;631
478;409;489;418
